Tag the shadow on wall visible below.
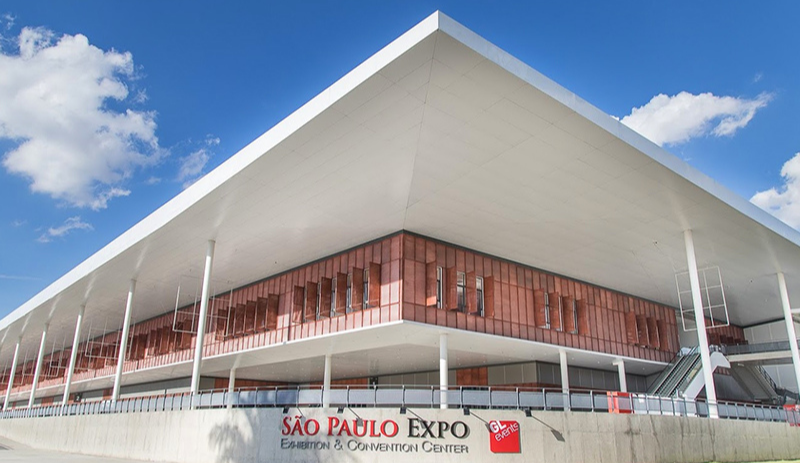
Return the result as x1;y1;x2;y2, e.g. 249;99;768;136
209;408;361;463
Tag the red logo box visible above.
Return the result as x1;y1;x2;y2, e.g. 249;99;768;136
489;420;520;453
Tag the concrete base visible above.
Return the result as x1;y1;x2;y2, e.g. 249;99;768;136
0;408;799;463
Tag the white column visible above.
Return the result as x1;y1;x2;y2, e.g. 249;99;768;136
439;333;448;409
112;280;136;404
559;349;570;410
190;240;216;398
227;367;237;410
28;324;49;408
777;272;800;393
62;305;85;407
322;354;332;408
684;229;718;418
3;338;21;411
613;359;628;393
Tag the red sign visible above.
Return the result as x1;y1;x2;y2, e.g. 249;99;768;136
488;420;520;454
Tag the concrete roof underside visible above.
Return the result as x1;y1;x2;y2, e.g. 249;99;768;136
2;11;800;365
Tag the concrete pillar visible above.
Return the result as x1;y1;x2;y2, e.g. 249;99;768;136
190;240;216;398
559;349;570;410
777;272;800;393
227;368;236;410
112;280;136;404
3;338;21;411
322;354;332;408
28;324;49;408
684;229;718;418
439;333;448;409
613;359;628;392
62;305;85;407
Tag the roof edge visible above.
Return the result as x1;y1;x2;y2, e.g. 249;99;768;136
436;11;800;258
0;12;445;334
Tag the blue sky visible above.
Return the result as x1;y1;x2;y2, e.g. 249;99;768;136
0;1;798;318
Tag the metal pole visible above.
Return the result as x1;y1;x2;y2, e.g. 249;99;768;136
3;338;21;411
613;358;628;392
559;349;570;411
190;240;216;398
683;230;718;418
322;353;332;408
777;272;800;394
62;305;85;407
112;280;136;403
28;324;49;408
439;333;448;409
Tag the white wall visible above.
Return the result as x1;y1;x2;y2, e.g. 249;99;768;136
1;407;799;463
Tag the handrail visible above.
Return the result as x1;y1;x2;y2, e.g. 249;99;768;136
0;384;794;426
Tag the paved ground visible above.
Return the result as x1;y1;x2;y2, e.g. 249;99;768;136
0;436;165;463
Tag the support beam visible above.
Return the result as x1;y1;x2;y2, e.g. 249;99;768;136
684;229;718;418
112;280;136;404
439;333;448;409
322;354;332;408
777;272;800;394
3;338;20;411
559;349;570;410
62;305;85;408
190;240;216;399
613;358;628;393
28;324;49;408
227;368;237;409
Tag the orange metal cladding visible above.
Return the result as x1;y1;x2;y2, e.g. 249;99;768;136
1;233;751;396
398;234;738;364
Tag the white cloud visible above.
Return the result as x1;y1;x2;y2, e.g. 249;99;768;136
0;26;163;210
0;274;39;281
1;13;14;31
619;91;771;146
37;216;93;243
176;136;218;188
751;153;800;229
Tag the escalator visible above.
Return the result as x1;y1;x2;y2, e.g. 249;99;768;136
647;347;700;397
647;347;729;399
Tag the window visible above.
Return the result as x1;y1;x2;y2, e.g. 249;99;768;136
316;281;322;320
476;276;484;316
330;277;337;317
543;292;551;328
436;266;443;309
570;299;578;334
363;268;369;310
456;271;466;310
346;274;352;313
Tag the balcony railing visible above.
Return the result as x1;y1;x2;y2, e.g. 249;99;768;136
1;385;797;426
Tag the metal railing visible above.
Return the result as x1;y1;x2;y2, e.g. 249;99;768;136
725;339;800;356
0;385;795;425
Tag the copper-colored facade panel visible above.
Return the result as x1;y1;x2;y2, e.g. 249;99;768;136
368;262;381;308
445;267;457;311
319;277;332;318
351;267;364;310
425;262;437;307
548;292;562;331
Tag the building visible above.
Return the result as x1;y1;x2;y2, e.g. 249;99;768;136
1;11;800;463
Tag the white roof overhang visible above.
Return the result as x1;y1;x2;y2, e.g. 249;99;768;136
2;11;800;365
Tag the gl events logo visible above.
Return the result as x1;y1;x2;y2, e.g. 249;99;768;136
488;420;520;453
